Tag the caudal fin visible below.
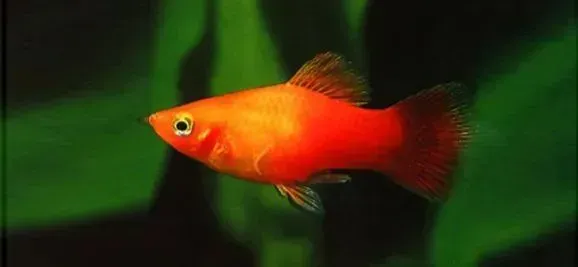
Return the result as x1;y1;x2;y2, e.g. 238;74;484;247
387;82;472;202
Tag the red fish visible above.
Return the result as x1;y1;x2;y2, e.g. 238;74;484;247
146;52;471;214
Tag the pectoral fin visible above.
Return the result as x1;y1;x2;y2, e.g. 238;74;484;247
253;144;272;176
275;185;324;214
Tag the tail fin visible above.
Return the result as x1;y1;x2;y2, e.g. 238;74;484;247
387;82;472;202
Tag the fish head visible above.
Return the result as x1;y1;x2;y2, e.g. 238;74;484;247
146;101;222;159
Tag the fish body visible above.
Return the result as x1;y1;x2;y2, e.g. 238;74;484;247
147;52;471;214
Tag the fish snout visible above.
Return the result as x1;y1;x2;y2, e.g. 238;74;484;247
147;114;159;125
144;114;158;125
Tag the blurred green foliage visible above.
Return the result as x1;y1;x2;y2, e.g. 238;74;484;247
5;83;165;229
432;25;576;266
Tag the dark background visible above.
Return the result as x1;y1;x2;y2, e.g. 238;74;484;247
4;0;575;266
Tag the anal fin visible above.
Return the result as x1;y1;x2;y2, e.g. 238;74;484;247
309;172;352;184
275;185;324;214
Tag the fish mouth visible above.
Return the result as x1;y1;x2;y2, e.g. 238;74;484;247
141;114;160;126
139;116;150;125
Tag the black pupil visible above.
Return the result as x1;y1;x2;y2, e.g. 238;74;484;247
175;120;189;131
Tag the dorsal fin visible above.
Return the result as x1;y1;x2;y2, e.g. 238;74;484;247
287;52;370;106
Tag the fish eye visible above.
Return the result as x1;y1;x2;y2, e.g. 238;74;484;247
175;121;188;131
172;115;194;136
